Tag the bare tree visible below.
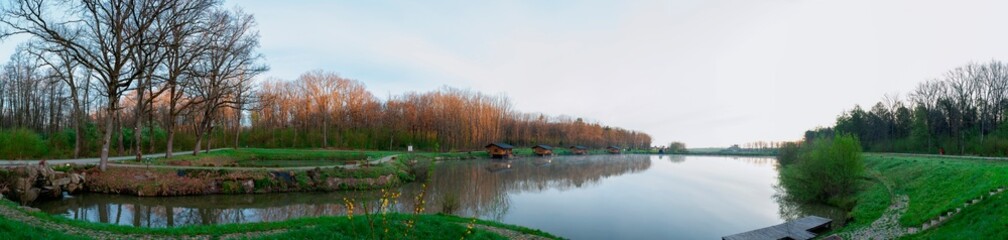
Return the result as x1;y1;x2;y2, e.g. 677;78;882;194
188;8;266;155
2;0;174;170
30;41;90;158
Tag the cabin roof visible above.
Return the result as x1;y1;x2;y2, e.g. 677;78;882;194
570;145;588;150
533;145;553;150
485;142;514;149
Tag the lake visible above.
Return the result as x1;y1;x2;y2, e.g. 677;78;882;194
32;155;803;239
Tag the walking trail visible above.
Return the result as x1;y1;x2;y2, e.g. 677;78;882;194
0;149;398;171
0;149;229;166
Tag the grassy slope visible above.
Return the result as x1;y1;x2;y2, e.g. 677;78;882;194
834;154;1008;238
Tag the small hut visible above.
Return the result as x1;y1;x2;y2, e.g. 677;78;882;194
607;146;622;154
570;145;588;155
485;142;514;159
532;145;554;156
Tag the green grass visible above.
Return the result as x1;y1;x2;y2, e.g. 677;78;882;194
833;154;1008;238
0;215;86;239
908;192;1008;239
863;154;1008;227
0;198;561;239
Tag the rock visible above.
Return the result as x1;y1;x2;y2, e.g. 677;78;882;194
19;187;39;203
307;168;321;183
242;180;254;193
51;177;71;186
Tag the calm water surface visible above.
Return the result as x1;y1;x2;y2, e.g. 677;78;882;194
33;155;802;239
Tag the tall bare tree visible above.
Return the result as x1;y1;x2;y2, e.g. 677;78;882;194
2;0;174;170
188;8;266;155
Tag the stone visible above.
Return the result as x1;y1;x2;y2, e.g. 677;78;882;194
242;180;255;193
51;177;71;186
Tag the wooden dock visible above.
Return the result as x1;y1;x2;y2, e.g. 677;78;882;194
722;216;832;240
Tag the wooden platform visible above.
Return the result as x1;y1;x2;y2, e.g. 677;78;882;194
722;216;832;240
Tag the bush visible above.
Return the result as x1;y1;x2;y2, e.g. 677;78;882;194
776;141;802;166
779;134;864;209
0;128;48;159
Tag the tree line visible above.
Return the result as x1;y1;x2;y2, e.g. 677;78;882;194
250;70;652;152
0;0;651;163
805;60;1008;156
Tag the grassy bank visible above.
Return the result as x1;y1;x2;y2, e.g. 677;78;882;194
831;154;1008;239
132;148;657;167
0;197;560;239
128;148;398;167
81;162;411;196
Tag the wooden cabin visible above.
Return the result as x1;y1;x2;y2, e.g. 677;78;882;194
570;145;588;155
485;142;514;159
607;146;622;154
532;145;554;156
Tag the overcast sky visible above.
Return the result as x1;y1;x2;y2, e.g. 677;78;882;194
4;0;1008;147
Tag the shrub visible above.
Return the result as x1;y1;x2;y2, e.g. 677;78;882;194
776;141;802;166
0;128;48;159
779;134;865;209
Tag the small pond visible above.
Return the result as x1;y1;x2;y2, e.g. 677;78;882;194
32;155;831;239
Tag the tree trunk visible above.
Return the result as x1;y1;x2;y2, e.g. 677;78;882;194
72;97;83;159
116;112;124;156
166;128;175;158
192;130;202;156
133;84;145;162
205;128;212;153
99;101;115;171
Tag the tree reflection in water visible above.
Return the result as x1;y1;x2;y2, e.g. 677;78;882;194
772;179;848;229
33;155;653;227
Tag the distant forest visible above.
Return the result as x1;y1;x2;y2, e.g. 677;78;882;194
806;61;1008;156
0;0;650;161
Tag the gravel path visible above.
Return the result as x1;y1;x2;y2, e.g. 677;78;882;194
833;171;910;240
0;149;229;166
458;223;554;240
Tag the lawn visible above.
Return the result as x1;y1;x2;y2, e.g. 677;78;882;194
831;154;1008;238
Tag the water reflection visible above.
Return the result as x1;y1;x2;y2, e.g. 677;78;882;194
33;155;653;227
34;155;815;239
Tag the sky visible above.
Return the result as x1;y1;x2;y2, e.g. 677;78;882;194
4;0;1008;148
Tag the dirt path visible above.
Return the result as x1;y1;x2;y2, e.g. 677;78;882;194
835;171;910;240
0;149;229;166
457;222;554;240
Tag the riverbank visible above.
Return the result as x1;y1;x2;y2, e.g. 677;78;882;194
828;153;1008;239
0;196;561;239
